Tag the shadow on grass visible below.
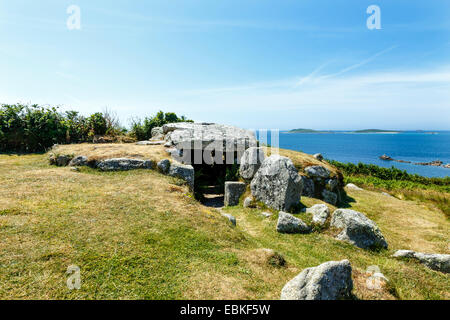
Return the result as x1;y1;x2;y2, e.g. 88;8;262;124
338;191;356;208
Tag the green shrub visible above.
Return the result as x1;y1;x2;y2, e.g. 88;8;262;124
0;104;67;152
0;104;127;153
130;111;192;140
328;160;450;187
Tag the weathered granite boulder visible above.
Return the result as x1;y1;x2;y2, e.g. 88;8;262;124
97;158;154;171
55;155;73;167
239;147;265;181
393;250;450;273
307;204;330;225
168;162;194;190
151;127;164;140
322;189;338;205
261;212;273;218
157;159;171;174
346;183;363;191
280;260;353;300
300;176;315;197
224;182;246;207
251;155;303;211
277;212;310;234
305;165;331;180
69;155;88;167
331;209;388;249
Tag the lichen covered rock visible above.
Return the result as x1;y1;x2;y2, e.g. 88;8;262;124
251;155;302;211
280;260;353;300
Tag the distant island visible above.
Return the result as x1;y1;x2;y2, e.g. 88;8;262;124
288;128;325;133
353;129;402;133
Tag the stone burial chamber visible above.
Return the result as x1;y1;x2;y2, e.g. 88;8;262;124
162;122;259;203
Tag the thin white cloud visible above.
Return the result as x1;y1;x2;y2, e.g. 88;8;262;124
319;45;399;80
294;61;332;87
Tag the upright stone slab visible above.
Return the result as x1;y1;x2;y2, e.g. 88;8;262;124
239;147;265;181
280;260;353;300
97;158;154;171
224;182;246;207
168;162;194;190
322;189;338;205
250;155;303;211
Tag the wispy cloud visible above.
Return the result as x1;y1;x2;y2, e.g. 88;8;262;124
318;45;399;80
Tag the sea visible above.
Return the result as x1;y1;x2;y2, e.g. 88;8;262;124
274;131;450;178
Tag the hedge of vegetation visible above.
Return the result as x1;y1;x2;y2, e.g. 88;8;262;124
130;111;192;141
0;104;190;153
328;160;450;188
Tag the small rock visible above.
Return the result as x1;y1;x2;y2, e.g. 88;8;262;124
313;153;323;161
366;266;389;290
221;213;236;226
168;162;194;190
55;155;72;167
346;183;363;191
157;159;171;174
393;250;450;273
381;192;392;197
224;182;246;207
277;212;310;234
261;212;273;218
69;155;88;167
306;204;330;225
243;196;255;208
70;167;80;172
331;209;388;250
280;260;353;300
322;189;338;205
305;165;331;179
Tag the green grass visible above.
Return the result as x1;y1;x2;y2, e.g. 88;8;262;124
0;154;449;300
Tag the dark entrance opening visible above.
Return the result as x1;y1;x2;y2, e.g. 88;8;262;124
193;163;240;208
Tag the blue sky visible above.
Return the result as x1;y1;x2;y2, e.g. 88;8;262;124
0;0;449;130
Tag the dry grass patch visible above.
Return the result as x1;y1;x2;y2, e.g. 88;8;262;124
0;152;448;300
50;143;169;164
275;148;340;176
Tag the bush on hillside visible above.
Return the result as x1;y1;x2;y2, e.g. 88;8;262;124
0;104;125;152
130;110;192;141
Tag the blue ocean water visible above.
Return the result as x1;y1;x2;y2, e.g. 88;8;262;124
276;131;450;178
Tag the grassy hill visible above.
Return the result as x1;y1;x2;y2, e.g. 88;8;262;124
0;150;448;300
